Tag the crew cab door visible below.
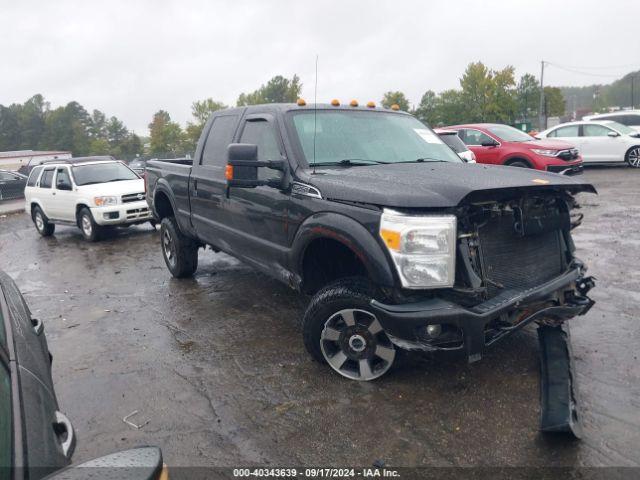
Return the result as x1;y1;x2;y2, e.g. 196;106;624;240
224;113;291;271
190;112;242;247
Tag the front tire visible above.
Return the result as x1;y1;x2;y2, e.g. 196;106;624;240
507;160;531;168
160;216;198;278
32;206;55;237
625;147;640;168
78;207;101;242
302;277;396;381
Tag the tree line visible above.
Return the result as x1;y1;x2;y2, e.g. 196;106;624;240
0;94;142;158
4;62;634;159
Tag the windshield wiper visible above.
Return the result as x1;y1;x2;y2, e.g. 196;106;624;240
316;159;389;166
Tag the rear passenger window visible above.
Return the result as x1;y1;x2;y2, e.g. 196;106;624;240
583;124;611;137
201;115;239;167
27;166;43;187
40;169;54;188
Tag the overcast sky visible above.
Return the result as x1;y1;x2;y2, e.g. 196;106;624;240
2;0;639;134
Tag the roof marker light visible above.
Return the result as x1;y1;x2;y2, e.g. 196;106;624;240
297;98;307;106
390;104;400;111
331;99;340;106
367;101;376;108
350;100;359;107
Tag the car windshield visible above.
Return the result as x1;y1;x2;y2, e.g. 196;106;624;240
289;110;462;166
438;133;468;153
72;162;139;186
486;124;534;142
601;121;635;135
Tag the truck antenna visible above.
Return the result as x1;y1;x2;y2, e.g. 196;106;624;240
312;54;318;175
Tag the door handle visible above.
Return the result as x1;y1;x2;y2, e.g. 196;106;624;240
53;411;76;459
193;179;198;190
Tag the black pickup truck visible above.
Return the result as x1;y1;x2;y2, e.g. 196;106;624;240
145;103;596;382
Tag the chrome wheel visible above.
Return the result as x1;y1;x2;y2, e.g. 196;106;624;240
81;214;93;237
628;147;640;168
162;228;176;268
320;308;396;381
34;212;44;232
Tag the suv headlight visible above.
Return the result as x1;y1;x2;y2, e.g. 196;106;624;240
531;149;559;157
380;211;456;289
94;196;118;206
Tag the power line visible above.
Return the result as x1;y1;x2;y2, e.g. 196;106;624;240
548;62;640;70
545;61;638;79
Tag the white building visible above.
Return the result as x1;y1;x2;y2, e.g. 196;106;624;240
0;150;72;171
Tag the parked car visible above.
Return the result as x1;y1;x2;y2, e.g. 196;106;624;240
0;170;27;200
537;120;640;167
445;123;583;175
24;158;154;241
0;270;167;479
434;128;476;162
583;109;640;132
17;155;115;177
145;102;596;382
128;158;148;175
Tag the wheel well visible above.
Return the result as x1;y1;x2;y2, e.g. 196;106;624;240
154;191;174;219
30;202;40;218
504;157;533;167
625;146;640;159
301;238;368;294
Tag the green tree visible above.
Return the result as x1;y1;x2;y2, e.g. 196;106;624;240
0;105;20;151
490;66;517;123
237;75;302;106
435;89;466;126
414;90;438;125
516;73;540;122
460;62;493;122
381;91;410;111
185;98;227;147
148;110;186;155
543;87;565;117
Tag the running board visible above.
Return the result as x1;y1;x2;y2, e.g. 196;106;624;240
537;324;582;438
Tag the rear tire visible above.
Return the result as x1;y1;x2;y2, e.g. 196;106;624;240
32;206;55;237
160;216;198;278
302;277;397;381
78;207;101;242
625;146;640;168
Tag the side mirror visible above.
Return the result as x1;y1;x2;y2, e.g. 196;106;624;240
481;140;499;147
226;143;286;189
57;180;72;191
607;131;619;138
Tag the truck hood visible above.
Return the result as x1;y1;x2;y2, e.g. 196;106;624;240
304;163;596;208
76;178;145;196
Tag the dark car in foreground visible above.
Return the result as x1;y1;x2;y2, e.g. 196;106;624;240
0;271;166;479
446;123;584;175
146;102;596;383
0;170;27;201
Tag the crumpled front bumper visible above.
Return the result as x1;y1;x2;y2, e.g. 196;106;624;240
370;267;595;363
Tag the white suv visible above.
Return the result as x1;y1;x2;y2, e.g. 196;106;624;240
24;158;154;241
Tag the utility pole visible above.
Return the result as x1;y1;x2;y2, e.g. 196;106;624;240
538;60;545;130
632;75;635;109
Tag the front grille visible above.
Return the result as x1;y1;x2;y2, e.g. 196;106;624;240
557;148;579;161
122;192;146;203
126;207;150;220
478;213;564;297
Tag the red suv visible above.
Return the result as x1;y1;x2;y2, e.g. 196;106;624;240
446;123;583;175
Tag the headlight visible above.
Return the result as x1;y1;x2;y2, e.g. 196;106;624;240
94;196;118;206
380;211;456;289
531;149;559;157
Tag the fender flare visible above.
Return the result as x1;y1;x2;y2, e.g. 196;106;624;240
290;212;396;290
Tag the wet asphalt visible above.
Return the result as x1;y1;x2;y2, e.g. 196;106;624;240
0;167;638;468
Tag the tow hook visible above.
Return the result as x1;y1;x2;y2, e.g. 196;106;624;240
537;324;582;438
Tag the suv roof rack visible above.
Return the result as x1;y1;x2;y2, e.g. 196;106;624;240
41;156;116;166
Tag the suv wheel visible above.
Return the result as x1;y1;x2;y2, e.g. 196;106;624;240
78;207;101;242
160;216;198;278
32;206;55;236
302;277;396;381
507;160;531;168
626;147;640;168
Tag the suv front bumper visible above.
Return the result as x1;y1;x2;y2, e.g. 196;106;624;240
91;200;152;226
369;267;594;363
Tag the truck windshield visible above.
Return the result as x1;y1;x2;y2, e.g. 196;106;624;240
290;110;462;166
72;162;139;186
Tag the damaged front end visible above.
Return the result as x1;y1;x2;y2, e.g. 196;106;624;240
370;186;596;362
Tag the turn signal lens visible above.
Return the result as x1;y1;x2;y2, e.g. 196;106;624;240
225;164;234;180
380;229;401;251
